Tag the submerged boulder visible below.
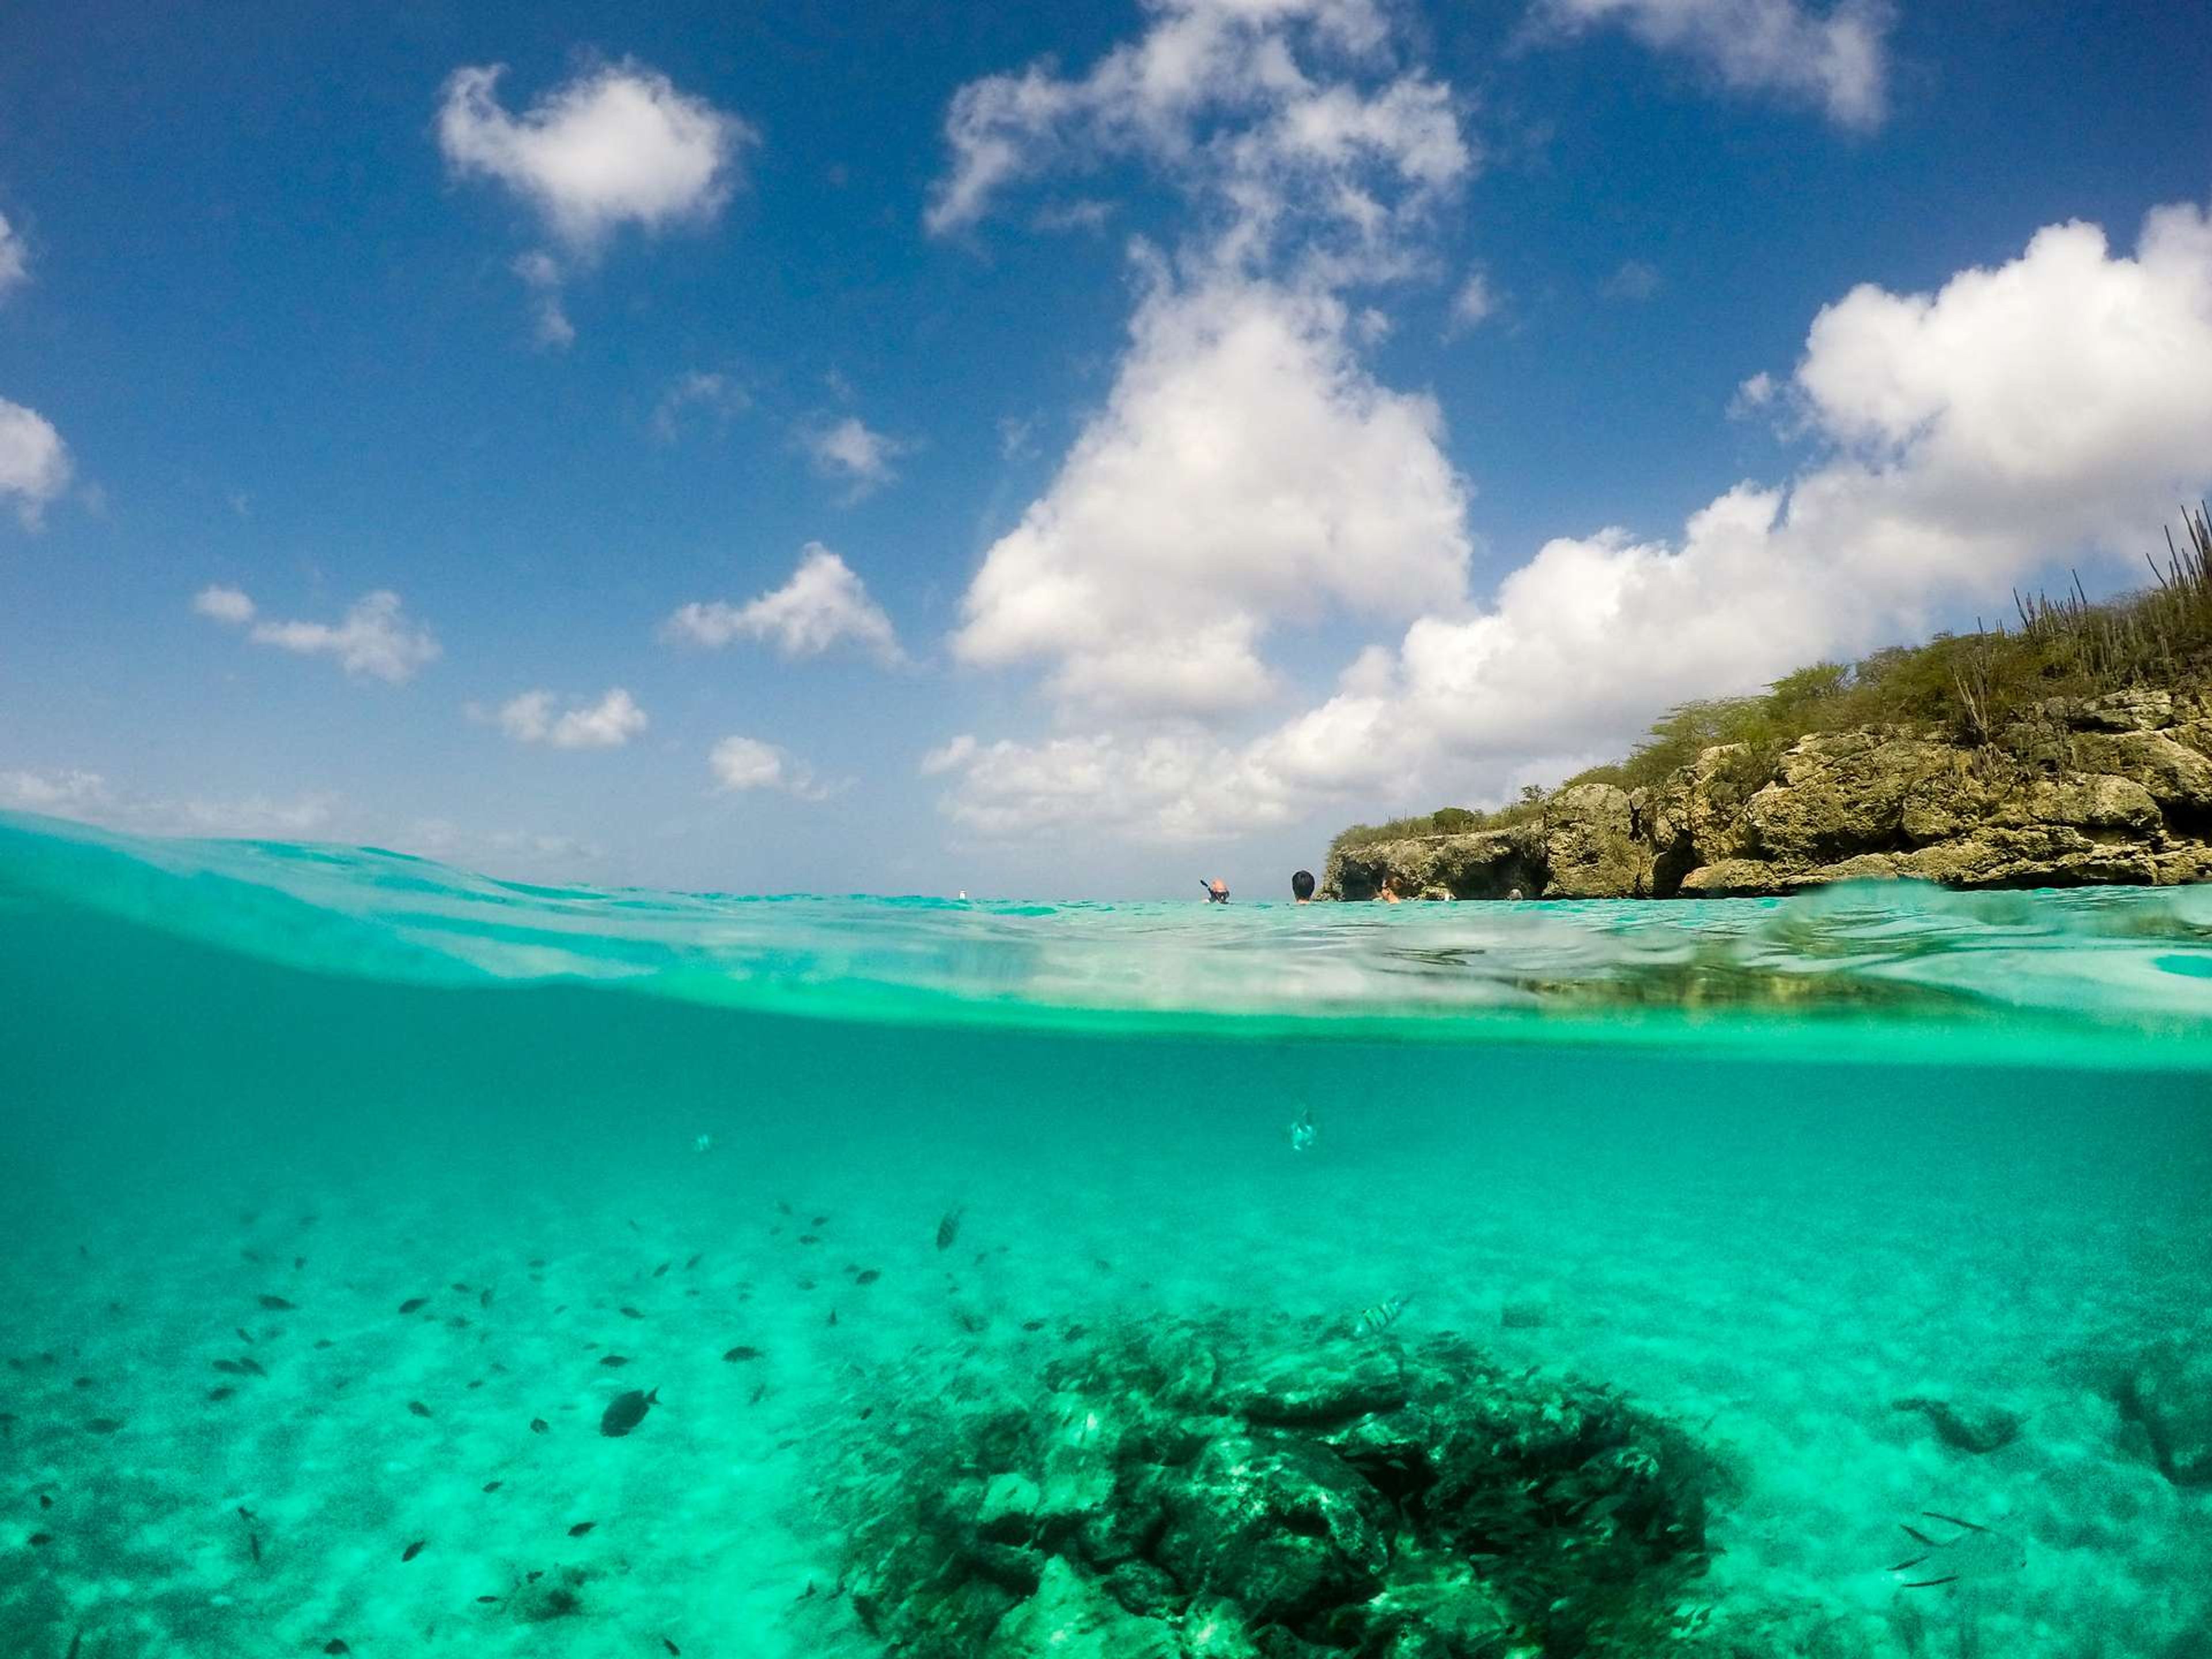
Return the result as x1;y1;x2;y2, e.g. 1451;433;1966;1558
820;1311;1729;1658
2108;1339;2212;1488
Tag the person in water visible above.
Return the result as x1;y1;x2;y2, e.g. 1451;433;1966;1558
1291;870;1315;903
1377;876;1403;903
1202;878;1230;903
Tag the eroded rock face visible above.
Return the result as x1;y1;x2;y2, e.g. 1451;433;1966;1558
824;1313;1726;1658
1323;684;2212;900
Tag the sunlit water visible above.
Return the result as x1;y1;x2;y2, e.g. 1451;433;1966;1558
2;809;2207;1658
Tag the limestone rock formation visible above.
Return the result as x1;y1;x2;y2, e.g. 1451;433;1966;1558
1324;686;2212;900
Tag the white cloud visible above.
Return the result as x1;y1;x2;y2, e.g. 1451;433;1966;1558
491;687;648;749
1602;258;1661;301
0;211;28;301
664;543;903;663
1728;369;1777;418
438;60;753;250
926;0;1472;273
511;250;575;349
800;414;909;495
651;369;748;441
192;585;257;624
0;768;111;814
1448;267;1498;332
934;202;2212;838
952;274;1472;716
0;397;71;528
1531;0;1892;129
199;588;441;684
709;734;832;800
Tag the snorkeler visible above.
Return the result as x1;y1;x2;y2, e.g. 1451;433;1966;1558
1291;870;1315;903
1202;878;1230;903
1289;1107;1316;1152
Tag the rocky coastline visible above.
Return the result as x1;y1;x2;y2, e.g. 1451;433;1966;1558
1324;685;2212;900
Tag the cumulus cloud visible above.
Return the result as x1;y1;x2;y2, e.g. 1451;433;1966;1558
1531;0;1892;130
800;414;909;495
926;0;1472;269
192;585;257;624
0;766;336;839
1448;267;1498;332
438;59;754;342
709;734;832;800
953;274;1472;716
0;211;28;301
934;202;2212;838
0;397;71;528
0;767;111;815
490;687;648;749
438;60;753;248
664;543;903;663
199;588;442;684
652;369;748;441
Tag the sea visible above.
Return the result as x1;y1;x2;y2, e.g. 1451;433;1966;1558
2;807;2207;1659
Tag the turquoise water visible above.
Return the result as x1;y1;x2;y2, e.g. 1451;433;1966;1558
2;808;2208;1658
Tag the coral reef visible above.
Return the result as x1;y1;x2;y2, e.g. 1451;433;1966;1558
815;1311;1730;1657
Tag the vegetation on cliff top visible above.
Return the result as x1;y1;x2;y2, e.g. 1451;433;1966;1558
1330;506;2212;861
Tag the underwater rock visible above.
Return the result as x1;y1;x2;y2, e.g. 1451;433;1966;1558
1891;1396;2025;1455
819;1310;1727;1657
2109;1340;2212;1488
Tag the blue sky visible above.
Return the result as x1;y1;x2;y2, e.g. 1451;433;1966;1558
2;1;2209;896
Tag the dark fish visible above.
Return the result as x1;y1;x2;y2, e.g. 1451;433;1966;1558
67;1633;81;1659
235;1327;253;1344
450;1282;470;1294
684;1253;703;1270
722;1346;763;1362
855;1270;880;1285
39;1494;51;1509
776;1199;793;1215
600;1355;631;1368
445;1316;471;1329
84;1418;123;1434
208;1386;236;1401
652;1262;671;1278
397;1297;427;1315
28;1532;52;1546
248;1531;262;1563
530;1418;549;1434
401;1539;426;1562
324;1641;351;1654
482;1480;503;1492
213;1359;245;1376
827;1308;839;1327
935;1209;963;1251
599;1387;660;1438
257;1294;296;1311
237;1505;256;1522
1022;1319;1047;1332
528;1257;547;1268
664;1640;681;1656
408;1401;431;1418
618;1306;646;1320
314;1339;334;1350
627;1218;641;1232
797;1234;821;1246
239;1357;268;1377
479;1288;493;1309
475;1594;499;1603
293;1255;306;1268
748;1384;767;1405
567;1521;596;1537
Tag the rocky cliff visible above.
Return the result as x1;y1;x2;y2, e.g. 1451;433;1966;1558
1324;685;2212;899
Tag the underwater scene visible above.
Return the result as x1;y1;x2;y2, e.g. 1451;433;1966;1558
2;809;2209;1659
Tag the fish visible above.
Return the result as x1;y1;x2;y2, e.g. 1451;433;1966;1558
664;1640;682;1656
854;1270;881;1285
408;1401;432;1418
213;1359;247;1376
1354;1294;1414;1336
208;1386;236;1402
248;1531;262;1563
38;1495;51;1509
619;1306;646;1320
567;1521;596;1537
600;1355;631;1368
67;1633;81;1659
397;1297;428;1315
451;1282;470;1294
1888;1512;2027;1588
235;1327;254;1344
684;1253;704;1270
797;1234;821;1246
28;1532;52;1546
723;1344;763;1362
257;1294;297;1311
600;1386;660;1438
530;1418;550;1434
652;1262;671;1278
324;1641;352;1654
935;1209;963;1252
401;1539;426;1562
84;1418;124;1434
480;1288;493;1309
482;1480;503;1493
239;1357;267;1377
